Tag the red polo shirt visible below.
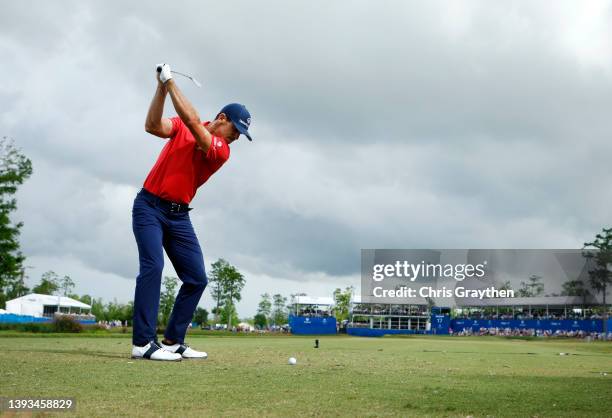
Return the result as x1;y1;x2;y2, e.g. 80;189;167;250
143;117;230;204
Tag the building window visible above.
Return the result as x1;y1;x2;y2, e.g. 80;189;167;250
43;305;58;317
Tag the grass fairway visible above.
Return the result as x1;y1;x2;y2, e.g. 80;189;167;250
1;334;611;417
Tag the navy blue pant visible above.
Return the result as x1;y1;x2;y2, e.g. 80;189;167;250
131;189;208;346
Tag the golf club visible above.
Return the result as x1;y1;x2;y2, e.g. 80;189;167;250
156;66;202;88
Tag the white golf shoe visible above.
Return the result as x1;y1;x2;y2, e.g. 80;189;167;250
131;341;182;361
161;341;208;359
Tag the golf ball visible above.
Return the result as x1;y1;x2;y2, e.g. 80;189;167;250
288;357;297;365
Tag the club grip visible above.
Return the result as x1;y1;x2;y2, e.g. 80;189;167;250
156;66;162;73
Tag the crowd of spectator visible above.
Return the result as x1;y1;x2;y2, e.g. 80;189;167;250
352;306;429;316
451;327;610;339
97;319;126;329
296;308;332;317
53;312;96;321
454;312;604;320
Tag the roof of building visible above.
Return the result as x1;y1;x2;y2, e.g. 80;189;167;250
7;293;91;309
294;296;335;306
351;294;429;305
350;294;599;307
455;295;596;307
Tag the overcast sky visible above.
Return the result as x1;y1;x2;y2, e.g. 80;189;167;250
2;1;611;316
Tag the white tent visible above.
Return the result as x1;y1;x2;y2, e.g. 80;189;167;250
237;322;254;332
5;293;91;318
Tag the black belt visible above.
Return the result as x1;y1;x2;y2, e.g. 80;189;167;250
140;188;192;213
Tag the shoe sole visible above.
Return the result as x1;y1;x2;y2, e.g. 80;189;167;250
160;344;208;360
131;355;182;362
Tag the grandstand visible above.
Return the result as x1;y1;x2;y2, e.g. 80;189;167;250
453;296;604;320
349;295;431;331
449;295;609;336
289;296;334;317
288;296;336;334
345;296;453;336
345;294;610;337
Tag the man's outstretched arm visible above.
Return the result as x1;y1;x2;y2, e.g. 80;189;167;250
165;79;213;152
145;81;174;138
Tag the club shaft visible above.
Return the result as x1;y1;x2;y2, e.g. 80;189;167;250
156;66;201;86
171;70;193;79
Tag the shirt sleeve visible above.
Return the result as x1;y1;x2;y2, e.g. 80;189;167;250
169;116;183;138
205;136;230;163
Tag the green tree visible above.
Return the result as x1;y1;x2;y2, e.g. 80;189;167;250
193;307;209;326
5;268;30;300
0;137;33;308
105;299;123;321
257;293;272;325
209;259;227;322
518;275;544;297
209;259;247;328
84;299;132;323
59;275;75;296
159;276;178;326
253;313;267;329
210;306;222;323
90;297;105;321
333;286;353;322
122;301;134;324
218;260;246;330
79;294;92;305
32;271;60;295
561;279;591;305
272;294;287;326
583;227;612;335
220;303;239;329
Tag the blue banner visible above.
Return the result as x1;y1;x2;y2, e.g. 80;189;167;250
451;318;603;333
431;314;451;334
0;314;50;323
289;315;337;335
0;314;96;325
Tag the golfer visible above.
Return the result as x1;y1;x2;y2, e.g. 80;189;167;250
131;63;253;361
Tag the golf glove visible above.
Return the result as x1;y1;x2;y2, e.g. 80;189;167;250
156;63;172;83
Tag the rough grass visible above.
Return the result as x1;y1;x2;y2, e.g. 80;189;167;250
1;335;611;417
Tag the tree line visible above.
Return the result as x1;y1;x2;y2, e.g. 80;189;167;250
14;267;246;327
252;287;354;329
